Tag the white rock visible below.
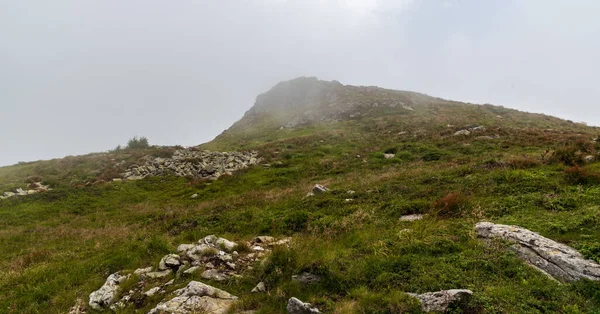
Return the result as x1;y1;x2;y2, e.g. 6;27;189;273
88;272;129;310
148;281;237;314
184;266;200;275
215;237;237;252
251;282;266;293
407;289;473;313
144;286;162;297
202;269;229;281
453;130;471;136
312;184;329;194
399;214;424;222
159;254;181;270
287;297;320;314
384;153;395;159
144;269;172;279
133;266;153;276
476;222;600;282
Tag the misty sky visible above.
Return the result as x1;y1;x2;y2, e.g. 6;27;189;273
1;0;599;166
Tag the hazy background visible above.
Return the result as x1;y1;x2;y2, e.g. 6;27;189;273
1;0;599;166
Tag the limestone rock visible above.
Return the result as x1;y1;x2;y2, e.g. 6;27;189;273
399;214;424;222
88;272;129;310
475;222;600;282
407;289;473;313
287;297;320;314
184;266;200;275
133;266;153;276
159;254;181;270
68;298;86;314
215;237;237;252
254;236;275;244
384;153;395;159
144;269;172;279
251;282;266;293
148;281;237;314
202;269;229;281
453;130;471;136
312;184;329;194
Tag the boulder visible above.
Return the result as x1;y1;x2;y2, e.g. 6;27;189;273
407;289;473;313
148;281;237;314
88;272;129;310
159;254;182;270
287;297;320;314
475;222;600;282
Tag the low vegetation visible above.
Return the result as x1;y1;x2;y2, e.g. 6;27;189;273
2;85;600;313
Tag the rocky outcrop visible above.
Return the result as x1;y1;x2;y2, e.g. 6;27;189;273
122;149;259;181
88;272;129;310
148;281;237;314
287;297;320;314
475;222;600;282
84;235;291;312
0;182;50;200
407;289;473;313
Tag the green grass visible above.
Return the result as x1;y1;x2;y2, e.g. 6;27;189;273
1;98;600;313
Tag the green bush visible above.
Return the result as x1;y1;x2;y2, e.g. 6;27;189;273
127;136;150;150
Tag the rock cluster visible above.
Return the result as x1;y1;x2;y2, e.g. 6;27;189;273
453;126;485;136
0;182;50;200
86;235;291;312
475;222;600;282
148;281;238;314
122;149;259;181
407;289;473;313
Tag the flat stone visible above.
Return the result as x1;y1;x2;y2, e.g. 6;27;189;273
476;222;600;282
251;282;266;293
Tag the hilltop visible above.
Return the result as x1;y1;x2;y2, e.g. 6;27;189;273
1;78;600;313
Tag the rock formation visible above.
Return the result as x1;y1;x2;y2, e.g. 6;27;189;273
287;297;320;314
475;222;600;282
0;182;50;200
122;149;259;181
407;289;473;313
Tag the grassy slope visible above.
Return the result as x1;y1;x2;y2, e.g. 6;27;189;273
2;101;600;313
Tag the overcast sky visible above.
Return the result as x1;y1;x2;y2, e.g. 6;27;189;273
1;0;599;166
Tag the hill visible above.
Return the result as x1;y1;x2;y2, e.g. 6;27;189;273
1;78;600;313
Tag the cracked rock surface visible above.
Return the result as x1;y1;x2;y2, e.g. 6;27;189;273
475;221;600;282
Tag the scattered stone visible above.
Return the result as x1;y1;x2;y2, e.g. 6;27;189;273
252;245;265;252
148;281;238;314
312;184;329;194
292;272;321;285
251;281;266;293
144;286;163;297
159;254;181;270
476;222;600;282
68;298;86;314
88;272;130;310
0;182;51;201
384;153;395;159
215;237;238;252
585;155;595;163
287;297;320;314
163;279;174;286
255;236;275;244
133;266;153;276
347;190;355;194
407;289;473;313
191;193;198;198
202;269;229;281
184;266;200;275
453;130;471;136
144;269;172;279
399;214;424;222
345;199;353;202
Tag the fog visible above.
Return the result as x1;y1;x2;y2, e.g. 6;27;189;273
1;0;599;166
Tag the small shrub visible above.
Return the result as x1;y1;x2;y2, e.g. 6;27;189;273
564;166;600;185
432;192;470;218
550;146;585;166
507;156;541;169
127;136;150;150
